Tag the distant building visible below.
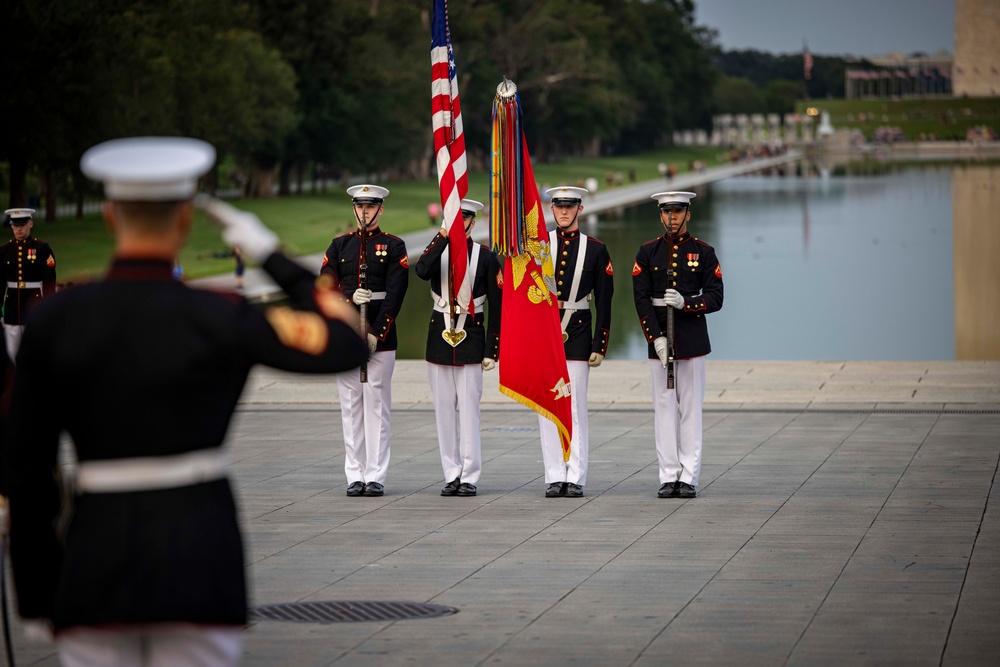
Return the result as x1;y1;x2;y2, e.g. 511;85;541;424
844;52;953;100
953;0;1000;97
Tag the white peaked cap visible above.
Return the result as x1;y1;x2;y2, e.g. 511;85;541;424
651;191;696;207
460;198;484;213
80;137;216;201
545;186;589;202
347;184;389;202
4;208;35;221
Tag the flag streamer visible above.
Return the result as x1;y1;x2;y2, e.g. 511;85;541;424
490;80;527;257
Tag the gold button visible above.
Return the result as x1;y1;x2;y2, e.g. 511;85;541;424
672;263;677;267
673;253;678;258
559;271;564;276
558;281;563;286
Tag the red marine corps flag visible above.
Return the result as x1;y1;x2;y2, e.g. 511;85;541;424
490;79;573;460
431;0;471;312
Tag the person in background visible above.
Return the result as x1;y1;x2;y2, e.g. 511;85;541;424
1;207;56;362
537;186;613;498
3;136;367;667
632;191;723;499
321;185;409;497
415;198;501;498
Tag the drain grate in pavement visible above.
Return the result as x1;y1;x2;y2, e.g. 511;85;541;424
249;600;459;624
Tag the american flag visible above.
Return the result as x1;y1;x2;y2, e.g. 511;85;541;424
431;0;471;312
803;41;814;81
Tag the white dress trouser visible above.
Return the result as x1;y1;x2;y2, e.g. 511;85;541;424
4;322;23;363
336;350;395;485
538;360;589;485
648;356;706;487
428;362;484;485
58;626;242;667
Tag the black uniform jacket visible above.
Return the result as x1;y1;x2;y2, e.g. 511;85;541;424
552;228;614;360
4;253;367;630
320;227;408;351
632;232;724;360
415;232;502;365
1;236;56;325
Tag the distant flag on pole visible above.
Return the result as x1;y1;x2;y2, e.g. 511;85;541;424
803;40;814;81
431;0;471;312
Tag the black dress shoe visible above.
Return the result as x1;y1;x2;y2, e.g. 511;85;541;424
457;483;477;497
545;482;567;498
346;481;365;497
441;478;461;496
657;482;678;498
565;483;583;497
675;482;696;498
363;482;384;497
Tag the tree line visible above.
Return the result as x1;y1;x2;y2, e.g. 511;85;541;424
2;0;849;219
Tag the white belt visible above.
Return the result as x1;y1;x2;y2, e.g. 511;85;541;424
7;281;42;289
559;296;591;310
651;298;668;307
432;292;487;314
354;291;386;300
76;448;229;493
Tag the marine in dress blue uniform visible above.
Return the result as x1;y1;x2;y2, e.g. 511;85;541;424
3;137;367;666
538;186;614;498
1;207;56;361
415;199;501;497
632;192;724;499
320;185;409;497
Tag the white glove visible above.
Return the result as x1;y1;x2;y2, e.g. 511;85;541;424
195;195;279;263
588;352;604;368
653;336;669;368
22;619;54;643
663;289;685;310
352;288;373;305
482;357;496;371
367;333;378;356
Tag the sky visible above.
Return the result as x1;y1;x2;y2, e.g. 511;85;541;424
694;0;955;58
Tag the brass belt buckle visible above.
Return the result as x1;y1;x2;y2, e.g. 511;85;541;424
17;281;26;289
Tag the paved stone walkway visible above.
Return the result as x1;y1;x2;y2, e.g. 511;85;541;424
10;361;999;665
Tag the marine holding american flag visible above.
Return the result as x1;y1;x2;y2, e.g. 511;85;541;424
537;186;613;499
416;198;501;498
632;192;723;500
321;185;409;498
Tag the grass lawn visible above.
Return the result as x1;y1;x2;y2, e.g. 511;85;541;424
28;146;720;282
795;97;1000;141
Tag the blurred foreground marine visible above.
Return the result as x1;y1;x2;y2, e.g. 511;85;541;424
4;137;367;666
1;207;56;361
321;185;408;497
632;192;723;500
415;198;501;497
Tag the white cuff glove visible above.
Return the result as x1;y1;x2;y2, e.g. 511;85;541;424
482;357;496;371
663;289;685;310
195;195;279;263
653;336;669;368
352;288;373;305
367;333;378;356
22;619;54;643
588;352;604;368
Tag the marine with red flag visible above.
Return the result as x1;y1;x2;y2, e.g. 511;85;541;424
490;79;573;474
